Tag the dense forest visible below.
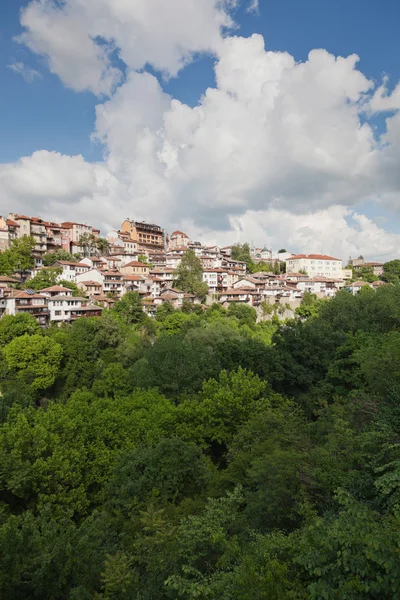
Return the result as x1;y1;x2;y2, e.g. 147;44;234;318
1;286;400;599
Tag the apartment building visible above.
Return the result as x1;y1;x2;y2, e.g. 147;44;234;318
286;254;348;279
168;230;189;250
120;219;165;253
5;290;49;327
48;295;103;323
0;217;19;250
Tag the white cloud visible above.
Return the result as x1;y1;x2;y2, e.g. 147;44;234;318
369;76;400;112
246;0;259;13
190;206;400;261
4;23;400;259
17;0;236;95
7;61;42;83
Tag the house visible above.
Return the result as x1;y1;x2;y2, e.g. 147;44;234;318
165;254;183;269
140;277;162;299
286;254;350;280
103;270;124;297
222;258;247;274
53;260;78;282
5;291;49;327
39;285;73;298
157;288;186;308
149;267;175;288
218;289;254;306
0;217;19;250
120;261;150;276
48;295;103;323
352;260;384;277
168;230;189;250
296;277;339;298
80;257;107;271
347;280;371;295
76;268;104;287
77;280;103;296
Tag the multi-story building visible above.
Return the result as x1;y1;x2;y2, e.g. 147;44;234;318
103;270;124;297
286;254;349;280
0;217;19;250
48;294;103;323
5;290;49;327
120;219;165;253
350;256;384;277
168;230;189;250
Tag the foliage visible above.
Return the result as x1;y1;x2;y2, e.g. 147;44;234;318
42;249;77;266
3;334;63;390
1;284;400;597
0;313;40;346
231;242;252;265
0;236;36;275
295;291;323;319
113;291;145;325
354;265;378;283
383;259;400;284
174;250;208;297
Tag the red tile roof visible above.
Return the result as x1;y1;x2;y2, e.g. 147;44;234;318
171;230;189;237
6;219;19;227
289;254;341;261
122;261;149;268
39;285;71;292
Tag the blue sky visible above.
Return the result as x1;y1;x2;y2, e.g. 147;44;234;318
2;0;400;162
1;0;400;258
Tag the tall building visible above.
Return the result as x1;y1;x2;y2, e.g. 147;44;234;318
120;219;165;253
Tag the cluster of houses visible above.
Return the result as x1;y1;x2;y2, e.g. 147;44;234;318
0;212;388;326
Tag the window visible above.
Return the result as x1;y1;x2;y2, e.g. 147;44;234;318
55;311;62;316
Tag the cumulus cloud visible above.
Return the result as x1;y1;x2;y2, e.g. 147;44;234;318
369;76;400;112
17;0;235;95
5;7;400;258
7;61;42;82
191;206;400;261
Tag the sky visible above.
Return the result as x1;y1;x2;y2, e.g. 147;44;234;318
1;0;400;260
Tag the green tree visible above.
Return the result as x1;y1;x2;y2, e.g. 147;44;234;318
295;291;322;319
113;292;144;325
96;237;110;256
231;243;252;264
174;250;208;297
42;249;76;266
3;334;63;391
0;313;40;346
227;302;257;328
26;267;63;290
356;265;378;283
0;236;36;276
382;259;400;284
79;232;97;257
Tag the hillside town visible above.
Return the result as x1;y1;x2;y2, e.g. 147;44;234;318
0;212;390;326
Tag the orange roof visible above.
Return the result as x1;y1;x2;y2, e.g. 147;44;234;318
289;254;341;261
351;280;370;287
14;214;33;221
78;281;102;286
171;230;189;237
123;275;144;281
39;285;71;292
122;261;148;267
6;219;19;227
